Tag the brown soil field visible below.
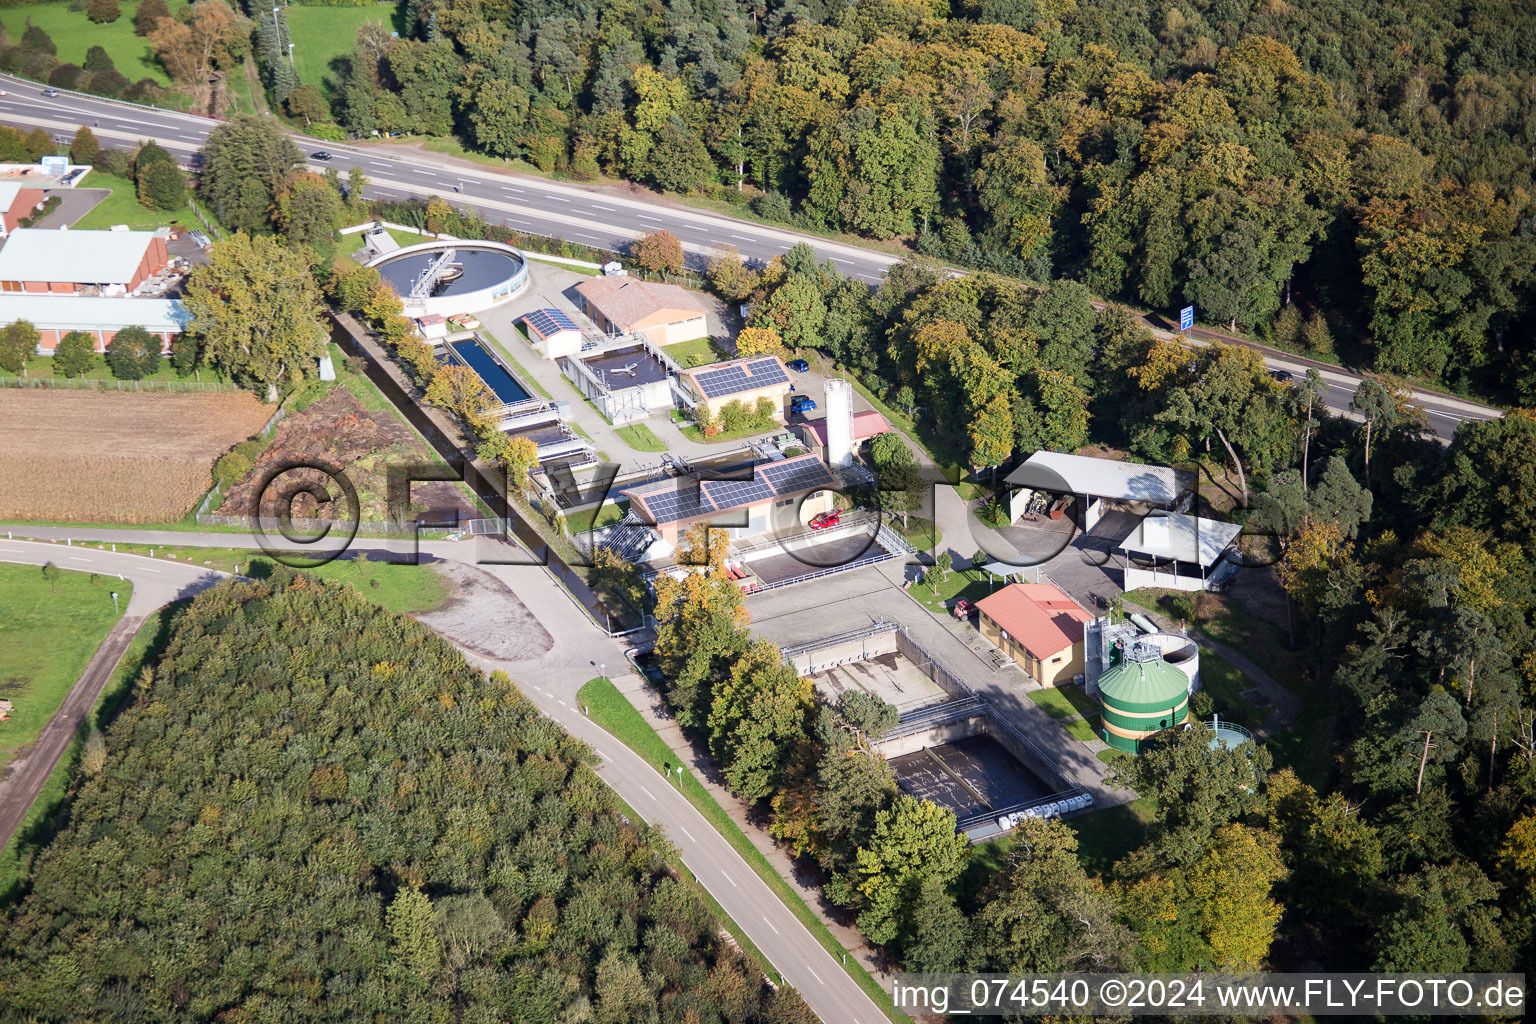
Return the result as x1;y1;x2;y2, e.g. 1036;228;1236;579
0;390;274;523
218;389;472;523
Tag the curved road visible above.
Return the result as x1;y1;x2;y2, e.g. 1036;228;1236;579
0;74;1501;440
0;530;890;1024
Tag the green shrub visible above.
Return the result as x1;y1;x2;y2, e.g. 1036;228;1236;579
105;326;161;380
1190;690;1216;718
213;451;254;489
52;332;97;378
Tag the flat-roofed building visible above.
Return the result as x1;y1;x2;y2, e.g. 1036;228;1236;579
0;183;46;236
1;294;188;354
677;355;792;423
975;582;1093;687
522;307;585;358
575;276;708;345
0;228;171;296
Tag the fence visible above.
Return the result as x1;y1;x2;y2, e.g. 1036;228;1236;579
0;376;244;393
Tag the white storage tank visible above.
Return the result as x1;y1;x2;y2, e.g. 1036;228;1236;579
1138;631;1202;692
824;378;854;469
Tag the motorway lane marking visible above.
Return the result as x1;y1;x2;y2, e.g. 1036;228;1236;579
720;870;737;888
830;257;853;264
680;826;696;843
139;567;160;573
559;700;570;708
547;195;570;202
637;214;663;222
763;918;779;935
731;234;755;241
69;556;92;562
591;204;615;211
0;548;24;553
640;785;656;801
806;967;824;985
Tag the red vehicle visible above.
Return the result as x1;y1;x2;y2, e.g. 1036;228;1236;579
809;510;842;530
952;598;973;619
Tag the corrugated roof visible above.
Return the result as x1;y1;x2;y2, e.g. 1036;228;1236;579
623;453;835;527
1117;511;1243;567
0;183;23;208
575;276;707;328
0;294;188;332
1004;451;1190;506
0;228;161;284
975;583;1092;661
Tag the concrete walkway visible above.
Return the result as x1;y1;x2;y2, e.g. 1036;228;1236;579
33;187;107;228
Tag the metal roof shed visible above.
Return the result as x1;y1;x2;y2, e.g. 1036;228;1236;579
1117;511;1243;593
1003;451;1192;530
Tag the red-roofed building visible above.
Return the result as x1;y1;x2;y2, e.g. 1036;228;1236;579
794;409;890;462
974;583;1093;686
0;183;45;236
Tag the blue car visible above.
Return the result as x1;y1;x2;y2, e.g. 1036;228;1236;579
786;359;810;372
790;395;817;414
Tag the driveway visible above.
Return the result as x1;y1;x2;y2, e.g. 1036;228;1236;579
33;187;108;228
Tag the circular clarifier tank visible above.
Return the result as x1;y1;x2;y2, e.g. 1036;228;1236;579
367;240;529;316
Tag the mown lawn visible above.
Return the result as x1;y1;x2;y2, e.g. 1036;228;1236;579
337;226;432;257
73;172;198;232
285;3;396;101
1028;683;1099;720
576;676;913;1024
0;564;130;771
615;422;668;452
566;503;624;535
0;1;186;88
1067;795;1155;877
664;336;727;369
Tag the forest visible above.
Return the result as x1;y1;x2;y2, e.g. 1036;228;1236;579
238;0;1536;396
0;573;813;1023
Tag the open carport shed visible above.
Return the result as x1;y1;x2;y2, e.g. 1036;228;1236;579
1004;451;1193;531
1118;510;1243;592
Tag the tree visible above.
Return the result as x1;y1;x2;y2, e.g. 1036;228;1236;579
652;567;749;728
755;275;826;350
385;886;441;990
1027;280;1098;380
137;160;186;211
1350;376;1400;491
707;246;759;301
1373;861;1503;972
1407;690;1468;795
150;0;251;87
275;173;344;250
106;326;161;380
87;0;121;24
52;331;97;378
170;333;199;378
635;230;684;277
477;432;539;491
847;795;968;946
1108;726;1272;866
968;819;1131;972
183;233;327;398
198;115;303;234
426;364;494;435
40;562;60;593
329;263;382;313
134;0;170;36
69;125;100;166
83;45;115;73
468;79;529;158
1310;456;1373;539
734;326;785;358
283;84;330;126
903;876;969;971
707;640;813;800
1296;367;1324;486
0;320;39;374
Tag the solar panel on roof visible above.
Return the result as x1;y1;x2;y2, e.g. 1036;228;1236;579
702;479;774;509
693;357;789;398
761;458;834;495
524;308;578;337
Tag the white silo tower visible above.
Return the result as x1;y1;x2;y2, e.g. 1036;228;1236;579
824;378;854;468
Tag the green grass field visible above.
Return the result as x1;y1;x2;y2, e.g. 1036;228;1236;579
0;1;187;88
615;422;668;452
337;225;432;257
1028;683;1099;720
0;564;130;771
665;336;727;368
0;594;174;905
285;3;395;101
576;676;913;1024
72;172;197;232
1067;795;1155;876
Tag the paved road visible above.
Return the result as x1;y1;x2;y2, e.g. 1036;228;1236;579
0;541;226;851
0;529;891;1024
0;75;1501;439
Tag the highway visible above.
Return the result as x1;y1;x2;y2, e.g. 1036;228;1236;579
0;75;1502;439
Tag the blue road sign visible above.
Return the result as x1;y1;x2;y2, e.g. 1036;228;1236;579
1179;305;1195;332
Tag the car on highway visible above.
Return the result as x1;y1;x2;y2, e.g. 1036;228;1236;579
809;510;841;530
40;88;58;97
312;151;334;161
786;358;810;372
1269;369;1295;384
790;395;817;414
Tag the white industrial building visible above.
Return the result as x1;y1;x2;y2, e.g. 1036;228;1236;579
1117;509;1243;592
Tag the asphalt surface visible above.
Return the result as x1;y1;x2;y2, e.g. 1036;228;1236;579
0;529;890;1024
0;75;1502;439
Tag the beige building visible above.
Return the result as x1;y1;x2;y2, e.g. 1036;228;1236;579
677;355;793;423
575;276;709;345
975;583;1092;687
795;409;891;462
622;453;836;545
